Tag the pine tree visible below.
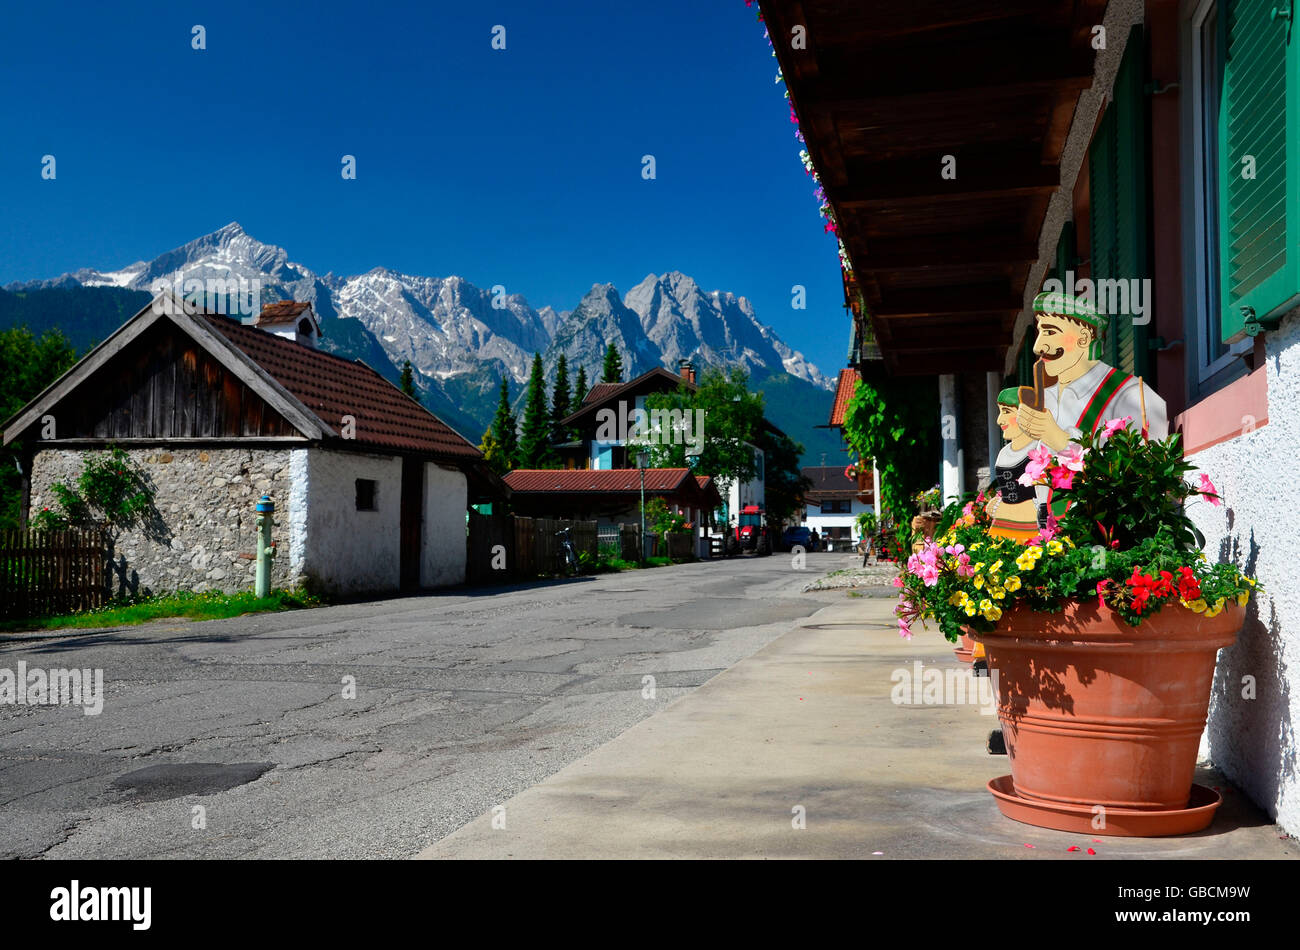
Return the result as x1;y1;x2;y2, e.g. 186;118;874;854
574;365;589;407
517;353;555;468
600;343;623;383
399;360;417;398
479;378;518;475
550;353;572;443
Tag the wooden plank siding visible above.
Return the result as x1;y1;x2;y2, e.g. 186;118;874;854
42;321;297;442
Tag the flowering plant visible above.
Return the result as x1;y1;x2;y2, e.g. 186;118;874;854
894;428;1257;641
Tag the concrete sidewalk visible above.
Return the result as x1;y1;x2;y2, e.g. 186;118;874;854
417;595;1297;859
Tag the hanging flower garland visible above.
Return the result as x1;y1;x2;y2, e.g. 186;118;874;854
746;1;853;279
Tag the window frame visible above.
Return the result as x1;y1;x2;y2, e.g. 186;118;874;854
1183;0;1254;401
355;478;378;512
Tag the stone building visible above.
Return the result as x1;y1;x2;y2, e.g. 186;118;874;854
2;293;493;597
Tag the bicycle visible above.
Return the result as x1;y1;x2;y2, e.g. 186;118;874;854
555;527;578;576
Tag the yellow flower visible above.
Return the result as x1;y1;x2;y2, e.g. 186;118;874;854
973;574;985;589
979;598;993;613
991;586;1006;600
1047;540;1064;556
969;542;983;551
1204;597;1227;618
1063;537;1076;549
1004;575;1022;592
982;604;1003;622
948;591;969;606
963;602;977;617
1027;545;1043;560
1015;551;1037;572
989;559;1004;576
1245;576;1257;587
1186;598;1208;614
1237;592;1250;607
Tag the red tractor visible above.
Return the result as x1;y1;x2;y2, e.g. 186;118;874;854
727;505;772;556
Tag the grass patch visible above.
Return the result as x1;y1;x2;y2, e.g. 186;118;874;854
0;588;321;633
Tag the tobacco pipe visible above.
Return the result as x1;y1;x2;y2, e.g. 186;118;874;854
1018;359;1047;411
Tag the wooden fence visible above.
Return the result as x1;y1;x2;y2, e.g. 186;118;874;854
467;514;601;582
0;529;109;619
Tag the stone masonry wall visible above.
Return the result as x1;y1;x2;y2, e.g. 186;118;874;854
28;447;294;597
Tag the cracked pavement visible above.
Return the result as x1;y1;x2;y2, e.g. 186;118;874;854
0;553;845;858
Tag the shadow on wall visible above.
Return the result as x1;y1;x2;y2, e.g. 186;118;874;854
1208;526;1297;821
103;466;173;600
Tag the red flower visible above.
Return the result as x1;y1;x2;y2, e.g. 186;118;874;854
1176;566;1201;601
1125;568;1173;614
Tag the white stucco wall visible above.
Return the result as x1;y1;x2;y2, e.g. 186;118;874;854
1187;308;1300;837
422;462;467;587
287;448;309;586
299;449;402;596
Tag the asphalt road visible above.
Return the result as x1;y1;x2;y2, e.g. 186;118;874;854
0;552;849;858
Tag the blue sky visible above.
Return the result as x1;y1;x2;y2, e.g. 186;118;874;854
0;0;848;374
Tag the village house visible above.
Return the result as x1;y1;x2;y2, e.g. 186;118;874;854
799;465;873;551
555;362;767;528
503;468;721;532
1;293;496;597
763;0;1300;835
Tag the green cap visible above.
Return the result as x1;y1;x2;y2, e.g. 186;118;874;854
1032;290;1107;332
996;387;1020;407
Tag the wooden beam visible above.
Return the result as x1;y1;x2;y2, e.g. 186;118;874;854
834;157;1060;206
873;285;1023;318
854;235;1039;270
800;41;1094;103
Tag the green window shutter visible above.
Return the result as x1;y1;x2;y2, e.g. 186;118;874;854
1219;0;1298;341
1090;25;1151;378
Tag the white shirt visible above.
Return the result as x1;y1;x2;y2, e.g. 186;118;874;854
1043;360;1168;443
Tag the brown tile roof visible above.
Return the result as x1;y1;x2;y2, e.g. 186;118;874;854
204;313;480;460
257;300;314;326
828;367;860;427
802;465;872;501
504;468;693;493
581;382;623;406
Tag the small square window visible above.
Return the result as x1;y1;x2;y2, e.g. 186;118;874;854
355;479;377;511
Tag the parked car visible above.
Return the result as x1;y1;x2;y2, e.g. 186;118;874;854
781;526;813;551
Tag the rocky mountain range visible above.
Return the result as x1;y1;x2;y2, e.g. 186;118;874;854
3;223;843;463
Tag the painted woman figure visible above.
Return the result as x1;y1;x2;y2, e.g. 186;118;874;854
984;388;1043;542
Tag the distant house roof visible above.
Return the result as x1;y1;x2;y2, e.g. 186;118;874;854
257;300;314;326
505;468;695;493
802;464;870;502
563;367;694;426
504;467;722;509
580;382;623;406
828;368;860;427
205;313;479;459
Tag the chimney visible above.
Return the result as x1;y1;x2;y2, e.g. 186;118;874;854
254;301;320;349
678;359;696;385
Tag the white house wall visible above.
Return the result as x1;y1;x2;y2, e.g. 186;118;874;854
1187;309;1300;838
422;462;467;587
300;448;401;596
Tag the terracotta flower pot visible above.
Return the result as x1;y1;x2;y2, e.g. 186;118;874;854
953;631;976;664
975;600;1241;813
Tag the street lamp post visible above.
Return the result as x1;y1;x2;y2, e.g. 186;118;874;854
636;449;649;562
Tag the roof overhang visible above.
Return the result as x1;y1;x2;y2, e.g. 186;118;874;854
760;0;1107;376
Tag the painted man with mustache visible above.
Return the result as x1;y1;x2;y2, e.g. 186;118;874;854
1015;291;1167;455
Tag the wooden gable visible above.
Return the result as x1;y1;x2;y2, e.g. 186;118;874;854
35;319;301;441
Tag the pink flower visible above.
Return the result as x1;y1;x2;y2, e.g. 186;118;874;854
1029;445;1053;467
956;553;975;578
1050;467;1075;490
1017;470;1039;487
1198;473;1222;507
1057;444;1087;473
1101;416;1132;439
919;563;940;587
891;576;904;588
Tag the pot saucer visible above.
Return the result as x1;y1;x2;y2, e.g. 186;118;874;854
987;775;1222;837
952;645;975;663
